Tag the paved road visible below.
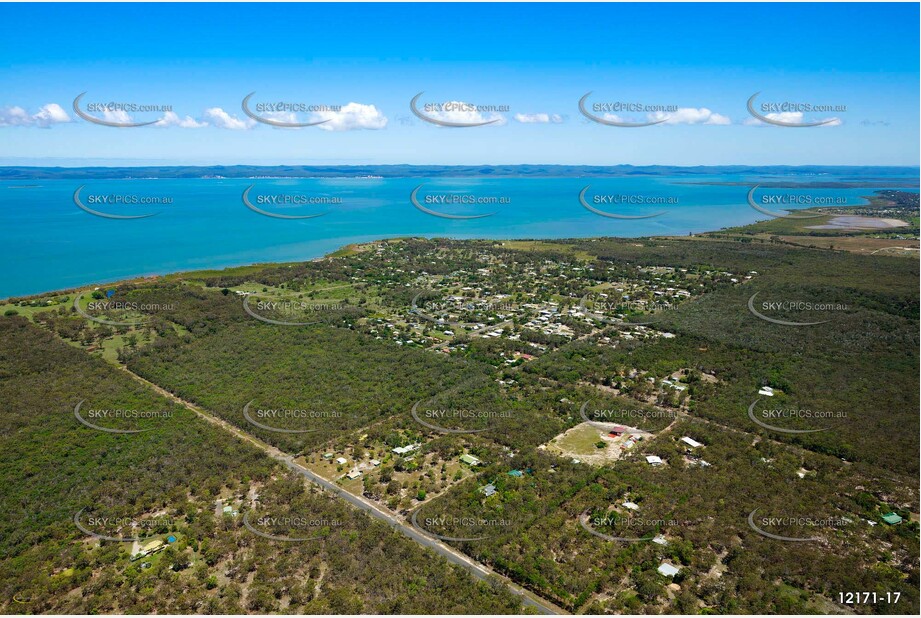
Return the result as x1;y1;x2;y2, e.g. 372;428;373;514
121;367;565;615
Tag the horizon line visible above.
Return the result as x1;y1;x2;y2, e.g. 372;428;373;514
1;163;919;170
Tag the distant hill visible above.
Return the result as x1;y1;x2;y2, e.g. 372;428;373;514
0;164;918;180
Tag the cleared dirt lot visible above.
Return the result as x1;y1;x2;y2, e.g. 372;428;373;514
776;235;920;256
543;421;654;466
806;215;908;230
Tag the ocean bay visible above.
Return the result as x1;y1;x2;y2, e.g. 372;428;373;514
1;173;914;297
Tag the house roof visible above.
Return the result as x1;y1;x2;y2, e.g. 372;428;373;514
142;539;164;552
657;562;681;577
882;512;903;524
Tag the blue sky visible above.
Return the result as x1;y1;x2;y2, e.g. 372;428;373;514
0;2;918;166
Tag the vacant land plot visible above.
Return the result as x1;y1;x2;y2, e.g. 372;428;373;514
545;421;653;466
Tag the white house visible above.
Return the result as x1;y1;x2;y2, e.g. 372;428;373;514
681;437;703;449
657;562;681;577
646;455;663;466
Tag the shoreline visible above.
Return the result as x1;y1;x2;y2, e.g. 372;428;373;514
3;186;915;302
0;215;897;304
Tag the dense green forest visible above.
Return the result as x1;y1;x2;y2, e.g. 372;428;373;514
0;318;523;614
1;228;917;615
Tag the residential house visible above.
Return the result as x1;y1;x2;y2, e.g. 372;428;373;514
460;454;481;466
657;562;681;577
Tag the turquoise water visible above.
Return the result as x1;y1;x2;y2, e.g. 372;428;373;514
0;175;912;298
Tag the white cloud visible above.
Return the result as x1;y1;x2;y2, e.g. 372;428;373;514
745;112;841;127
703;112;731;125
0;106;31;127
650;107;731;125
312;102;388;131
1;103;71;127
259;110;302;127
156;111;208;128
423;101;505;127
599;112;625;124
32;103;71;127
101;108;135;125
203;107;255;130
514;113;564;124
515;113;563;124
